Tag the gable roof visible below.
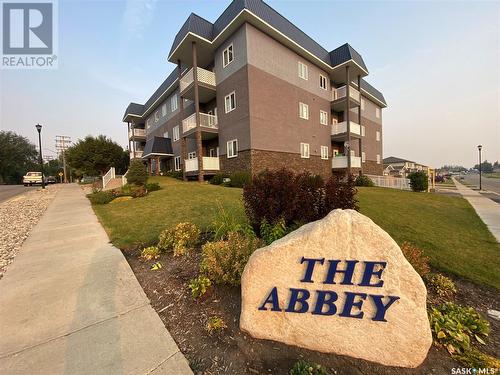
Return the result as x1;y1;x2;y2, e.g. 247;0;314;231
383;156;415;164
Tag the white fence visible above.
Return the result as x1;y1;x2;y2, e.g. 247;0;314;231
184;157;220;172
366;174;411;190
102;167;115;189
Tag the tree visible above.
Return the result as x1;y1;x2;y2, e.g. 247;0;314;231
66;135;126;176
126;159;148;186
474;161;493;173
0;131;38;184
408;171;428;192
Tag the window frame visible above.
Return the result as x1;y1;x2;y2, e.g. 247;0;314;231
300;142;310;159
376;107;381;119
299;102;309;120
224;91;236;113
298;61;308;80
376;154;381;164
174;156;181;171
319;74;328;90
222;43;234;68
154;111;160;122
361;98;365;111
319;110;328;125
362;152;366;163
361;125;365;137
171;94;178;112
173;125;180;142
161;103;167;117
376;131;381;141
320;145;329;160
227;139;238;158
188;151;196;160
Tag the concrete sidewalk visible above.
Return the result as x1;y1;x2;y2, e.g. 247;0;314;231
453;178;500;242
0;184;193;375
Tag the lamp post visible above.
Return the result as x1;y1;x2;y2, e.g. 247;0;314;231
35;123;45;189
477;145;482;191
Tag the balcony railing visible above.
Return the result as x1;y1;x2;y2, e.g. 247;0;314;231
180;67;216;92
331;121;361;136
130;150;144;159
182;112;218;133
129;128;146;139
184;157;220;172
332;85;360;102
332;155;361;169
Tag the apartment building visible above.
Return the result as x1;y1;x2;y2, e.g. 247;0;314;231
123;0;387;181
383;157;430;178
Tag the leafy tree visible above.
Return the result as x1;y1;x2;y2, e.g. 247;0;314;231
44;158;63;177
126;159;148;186
0;131;38;184
474;161;493;173
408;171;429;192
66;135;125;176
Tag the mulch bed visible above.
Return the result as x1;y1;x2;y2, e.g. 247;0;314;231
122;247;499;375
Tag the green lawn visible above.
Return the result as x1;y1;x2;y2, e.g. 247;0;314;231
93;177;499;289
485;172;500;179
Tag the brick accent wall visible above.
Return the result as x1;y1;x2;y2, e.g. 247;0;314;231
362;160;383;175
219;150;251;175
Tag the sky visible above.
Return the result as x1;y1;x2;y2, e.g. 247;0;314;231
1;0;499;168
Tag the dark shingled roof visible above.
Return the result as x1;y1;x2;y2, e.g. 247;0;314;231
330;43;367;72
383;156;415;164
123;102;144;120
143;137;174;158
360;79;386;106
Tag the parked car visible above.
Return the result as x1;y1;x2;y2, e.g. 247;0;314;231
46;176;57;184
23;172;43;186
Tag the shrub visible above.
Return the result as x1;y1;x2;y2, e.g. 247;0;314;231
211;201;255;241
131;185;147;198
355;174;375;187
408;171;428;192
290;360;329;375
158;222;200;256
400;242;430;277
140;246;160;260
210;173;228;185
165;171;183;180
87;191;114;205
188;275;211;299
206;316;227;334
201;232;262;285
425;273;457;301
127;159;148;186
145;182;161;192
324;174;358;212
227;171;251;188
428;302;490;357
260;218;288;245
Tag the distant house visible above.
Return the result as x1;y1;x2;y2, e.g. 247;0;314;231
383;156;429;178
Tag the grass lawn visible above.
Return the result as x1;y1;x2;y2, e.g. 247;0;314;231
485;172;500;179
93;177;499;289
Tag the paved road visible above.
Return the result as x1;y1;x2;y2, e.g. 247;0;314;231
0;185;36;203
462;174;500;194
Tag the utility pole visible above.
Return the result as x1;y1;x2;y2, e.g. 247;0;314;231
55;135;72;183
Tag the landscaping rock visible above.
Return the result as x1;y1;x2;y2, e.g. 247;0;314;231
240;209;432;368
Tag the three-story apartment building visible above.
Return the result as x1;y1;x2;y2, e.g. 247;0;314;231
123;0;387;181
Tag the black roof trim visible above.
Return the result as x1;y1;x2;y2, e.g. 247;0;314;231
123;102;144;121
330;43;367;72
360;79;386;107
143;136;174;158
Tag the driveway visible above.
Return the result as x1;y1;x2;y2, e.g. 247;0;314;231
0;185;36;203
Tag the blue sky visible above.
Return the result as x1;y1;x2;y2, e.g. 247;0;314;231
1;0;499;167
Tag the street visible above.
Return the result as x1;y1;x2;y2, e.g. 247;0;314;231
461;174;500;204
0;185;36;203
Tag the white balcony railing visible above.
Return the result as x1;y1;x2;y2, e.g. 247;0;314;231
184;157;220;172
331;121;361;136
179;67;216;92
182;112;218;133
332;86;360;102
332;156;361;169
128;128;146;139
102;167;115;188
130;150;143;159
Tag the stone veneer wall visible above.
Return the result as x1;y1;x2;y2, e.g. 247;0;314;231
362;160;383;175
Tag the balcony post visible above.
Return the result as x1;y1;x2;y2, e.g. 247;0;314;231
192;41;204;182
345;66;351;175
127;121;131;159
178;59;187;181
357;74;362;175
132;122;136;159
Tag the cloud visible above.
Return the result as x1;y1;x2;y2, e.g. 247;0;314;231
121;0;158;40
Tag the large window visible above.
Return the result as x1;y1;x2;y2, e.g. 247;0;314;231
299;102;309;120
171;94;178;112
319;74;328;90
320;110;328;125
174;156;181;171
321;146;329;160
300;143;310;158
298;61;308;80
227;139;238;158
224;92;236;113
223;44;234;68
173;125;180;141
162;103;167;116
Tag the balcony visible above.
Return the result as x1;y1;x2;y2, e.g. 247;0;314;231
332;155;361;169
179;67;216;103
129;128;146;140
331;120;361;140
331;85;360;111
182;112;218;139
130;150;144;159
184;157;220;172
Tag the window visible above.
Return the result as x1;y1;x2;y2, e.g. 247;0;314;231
319;74;328;90
188;151;196;159
361;125;365;137
162;103;167;116
376;131;381;141
154;111;160;122
362;152;366;163
300;143;310;158
163;131;169;138
320;146;329;160
298;61;308;80
173;125;180;141
320;110;328;125
376;154;381;164
299;102;309;120
227;139;238;158
171;94;178;112
361;98;365;111
209;148;217;157
376;107;381;119
225;92;236;113
222;44;234;68
174;156;181;171
146;118;151;129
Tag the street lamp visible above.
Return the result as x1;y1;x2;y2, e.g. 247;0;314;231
35;123;45;189
477;145;482;191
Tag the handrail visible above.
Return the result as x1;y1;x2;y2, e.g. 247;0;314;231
102;167;115;189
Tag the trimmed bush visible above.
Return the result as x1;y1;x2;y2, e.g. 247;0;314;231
145;182;161;192
140;246;160;260
201;232;262;286
227;171;251;188
165;171;183;180
400;242;430;277
87;191;114;205
127;159;148;186
131;185;147;198
355;174;375;187
425;273;457;301
408;171;428;192
158;222;200;256
290;360;329;375
210;173;228;185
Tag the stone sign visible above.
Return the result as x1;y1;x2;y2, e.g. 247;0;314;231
240;209;432;368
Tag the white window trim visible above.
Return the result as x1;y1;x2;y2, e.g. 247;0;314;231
361;125;365;137
299;102;309;120
227;139;238;158
319;74;328;90
224;91;236;113
154;111;159;122
222;43;234;68
174;156;181;171
376;131;381;142
376;107;381;119
362;152;366;163
173;125;180;142
171;94;178;112
376;154;381;164
300;143;310;159
188;151;196;159
320;110;328;125
361;98;365;111
162;103;167;117
298;61;308;80
320;146;329;160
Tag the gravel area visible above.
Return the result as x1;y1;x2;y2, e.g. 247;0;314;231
0;185;60;280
